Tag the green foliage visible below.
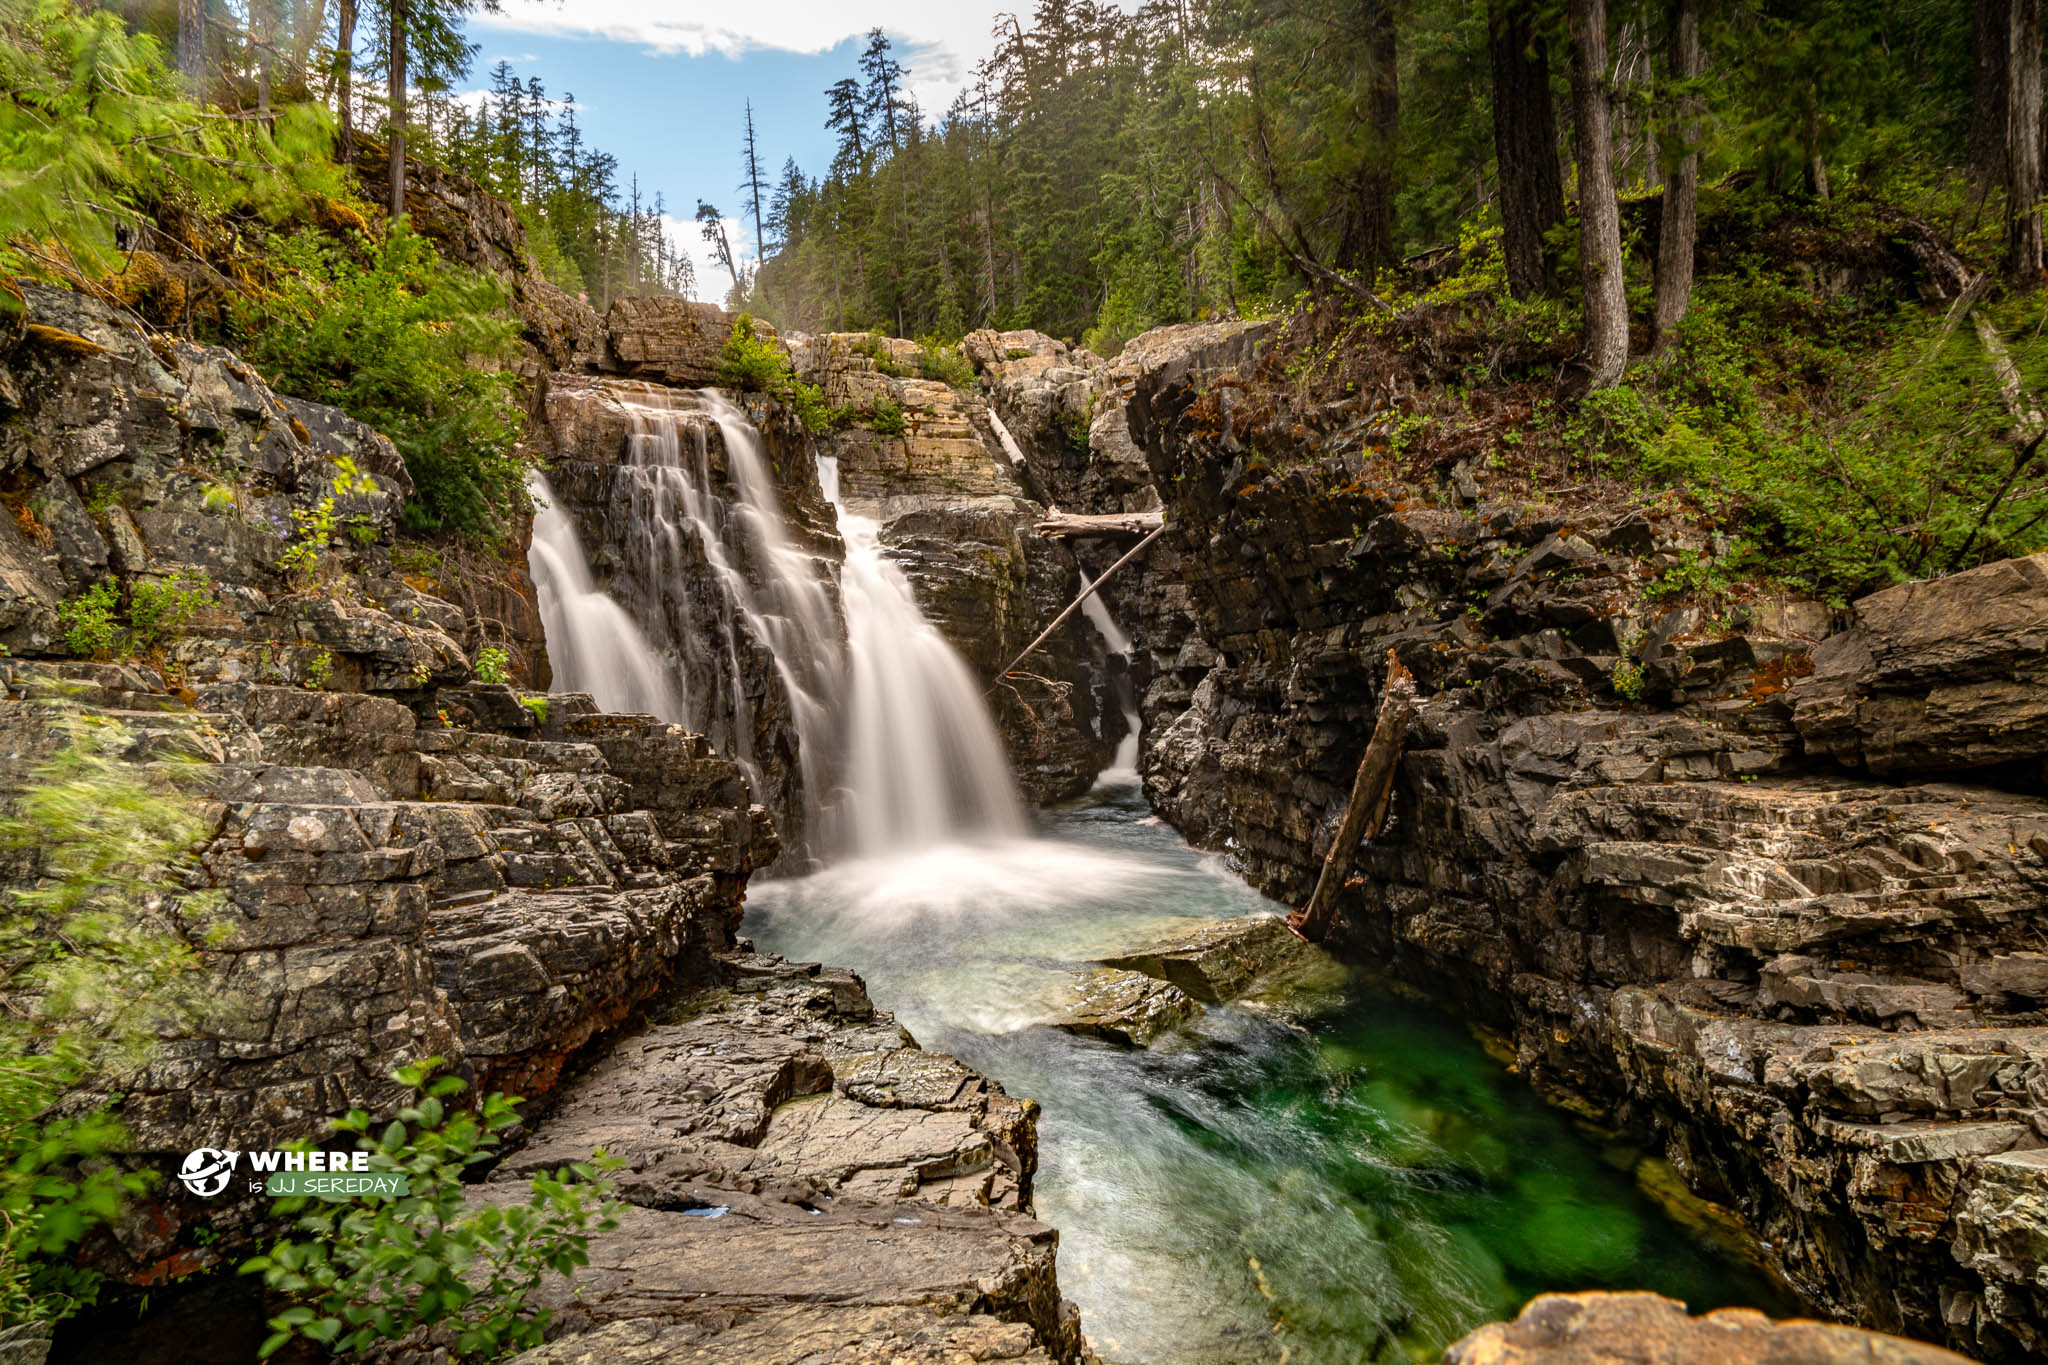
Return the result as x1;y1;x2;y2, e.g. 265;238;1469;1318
245;1059;621;1360
0;710;217;1327
867;398;906;437
519;696;549;725
304;649;333;690
235;229;527;543
277;457;382;589
472;648;511;686
914;339;975;389
0;0;347;279
56;581;119;660
714;317;848;434
59;571;218;659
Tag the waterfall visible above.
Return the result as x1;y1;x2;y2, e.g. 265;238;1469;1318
819;455;1027;852
526;471;685;721
528;383;1025;862
1077;570;1142;784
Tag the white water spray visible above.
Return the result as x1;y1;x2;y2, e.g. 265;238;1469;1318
525;471;684;721
1077;569;1142;784
819;455;1026;852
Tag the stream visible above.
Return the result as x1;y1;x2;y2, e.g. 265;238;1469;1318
746;779;1792;1365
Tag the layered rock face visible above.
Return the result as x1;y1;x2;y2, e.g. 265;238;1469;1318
1115;349;2048;1360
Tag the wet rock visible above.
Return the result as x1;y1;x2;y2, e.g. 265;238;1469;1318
1099;914;1340;1006
1442;1292;1976;1365
1044;968;1199;1046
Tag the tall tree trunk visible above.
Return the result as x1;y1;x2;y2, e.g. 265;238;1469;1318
1339;0;1400;272
1652;0;1700;351
334;0;357;162
1568;0;1628;389
1489;0;1566;299
177;0;205;84
1974;0;2015;208
2007;0;2044;282
254;0;275;128
387;0;408;224
291;0;329;100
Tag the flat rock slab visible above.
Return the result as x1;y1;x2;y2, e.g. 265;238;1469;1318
1097;914;1343;1006
507;1307;1054;1365
1043;968;1198;1046
1442;1291;1978;1364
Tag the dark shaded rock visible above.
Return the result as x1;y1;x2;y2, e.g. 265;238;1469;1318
1793;553;2048;776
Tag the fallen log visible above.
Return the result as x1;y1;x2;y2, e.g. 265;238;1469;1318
1289;650;1418;944
993;522;1167;682
1034;509;1165;540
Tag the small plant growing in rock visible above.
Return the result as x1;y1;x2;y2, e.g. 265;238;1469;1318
57;580;120;659
304;648;333;690
408;658;433;689
914;340;974;389
868;398;907;437
472;648;512;686
279;458;381;589
125;569;219;654
1611;630;1648;702
201;482;238;515
519;696;549;725
244;1059;621;1360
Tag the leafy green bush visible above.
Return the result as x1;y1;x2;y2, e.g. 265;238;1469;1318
914;339;975;389
236;228;527;543
56;581;119;659
0;0;347;279
472;647;511;685
868;398;907;437
715;315;848;434
519;696;549;725
245;1060;621;1360
0;709;218;1327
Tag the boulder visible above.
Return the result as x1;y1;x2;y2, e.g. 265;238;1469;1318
1441;1292;1977;1365
1098;914;1342;1006
1044;968;1199;1046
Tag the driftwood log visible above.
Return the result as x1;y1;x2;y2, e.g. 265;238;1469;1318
993;522;1167;682
1289;650;1418;943
1033;509;1165;540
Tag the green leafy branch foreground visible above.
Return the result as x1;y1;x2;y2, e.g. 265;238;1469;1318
244;1061;622;1360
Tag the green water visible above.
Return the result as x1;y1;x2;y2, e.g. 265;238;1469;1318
745;783;1791;1364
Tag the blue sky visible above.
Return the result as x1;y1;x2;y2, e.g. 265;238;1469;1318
466;2;1031;298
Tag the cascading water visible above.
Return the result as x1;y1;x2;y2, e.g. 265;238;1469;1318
817;454;1026;852
526;470;685;720
1077;570;1141;784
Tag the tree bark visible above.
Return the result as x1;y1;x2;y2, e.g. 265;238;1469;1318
995;524;1166;682
254;0;276;128
1338;0;1400;273
335;0;357;162
1652;0;1701;351
1290;651;1416;944
387;0;408;224
2007;0;2044;283
1974;0;2014;206
1488;0;1566;299
177;0;205;84
1568;0;1629;389
1033;510;1164;540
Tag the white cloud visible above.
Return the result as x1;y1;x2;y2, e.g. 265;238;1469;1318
474;1;1034;110
664;211;754;305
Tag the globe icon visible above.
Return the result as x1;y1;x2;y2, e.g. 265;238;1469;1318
178;1148;238;1197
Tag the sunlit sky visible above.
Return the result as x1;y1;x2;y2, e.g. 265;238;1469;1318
466;2;1066;299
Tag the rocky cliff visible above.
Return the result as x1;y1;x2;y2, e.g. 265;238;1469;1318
1083;321;2048;1362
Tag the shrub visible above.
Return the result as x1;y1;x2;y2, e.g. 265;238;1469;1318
472;648;511;685
914;339;975;389
236;228;527;543
56;581;119;659
868;398;907;437
519;696;549;725
0;710;218;1327
244;1060;621;1360
124;568;219;653
715;315;848;434
278;457;382;589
